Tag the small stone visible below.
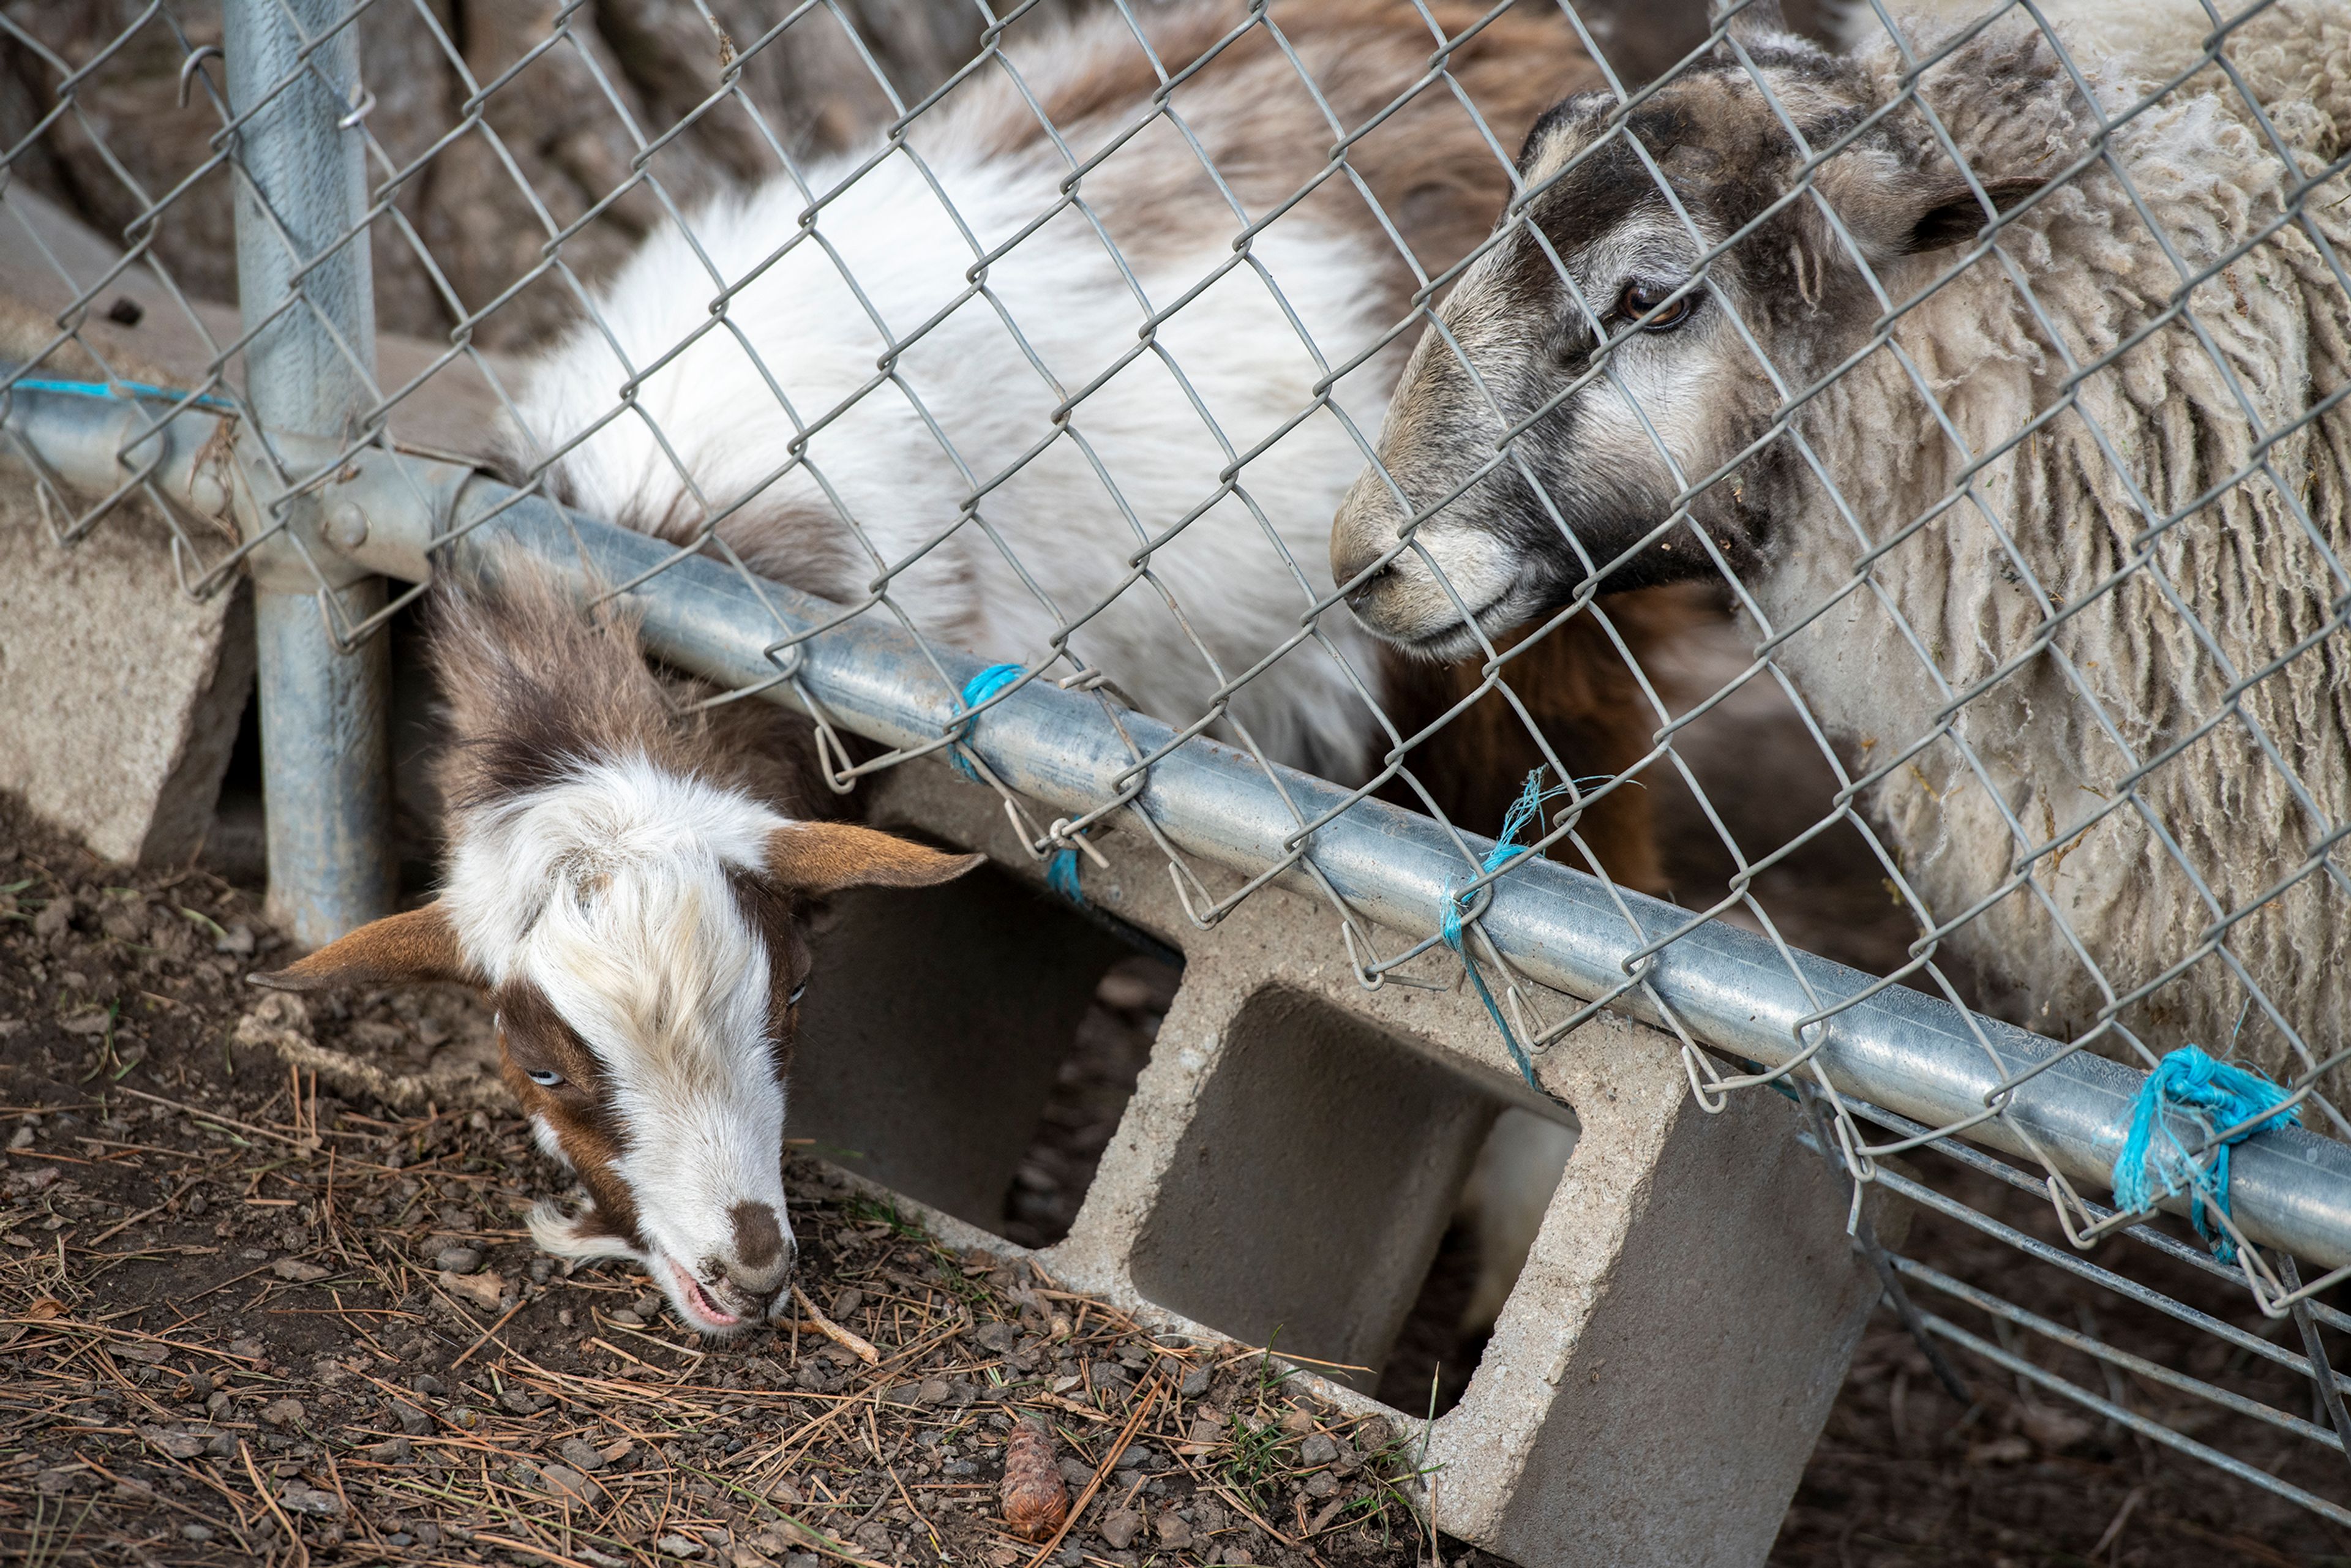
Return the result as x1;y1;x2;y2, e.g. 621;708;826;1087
917;1377;951;1406
657;1534;706;1559
272;1258;329;1283
1154;1511;1191;1550
608;1308;646;1328
435;1246;481;1275
32;1469;78;1495
259;1398;306;1428
369;1438;411;1463
394;1402;431;1435
1299;1432;1338;1467
410;1374;446;1398
1179;1366;1212;1398
1057;1457;1094;1490
533;1461;601;1504
139;1426;206;1460
500;1389;542;1416
558;1436;607;1472
1098;1509;1142;1550
974;1321;1019;1354
441;1268;504;1310
279;1484;344;1517
1305;1470;1337;1498
32;896;74;939
1278;1409;1314;1436
216;921;257;956
180;1525;214;1543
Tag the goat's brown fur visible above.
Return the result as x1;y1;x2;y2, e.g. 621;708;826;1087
426;568;829;828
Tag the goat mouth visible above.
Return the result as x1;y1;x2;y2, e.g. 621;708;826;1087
666;1258;740;1330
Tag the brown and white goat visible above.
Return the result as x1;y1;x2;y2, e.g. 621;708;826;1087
510;0;1698;894
254;574;978;1334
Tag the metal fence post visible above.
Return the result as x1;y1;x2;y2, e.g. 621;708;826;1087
222;0;394;947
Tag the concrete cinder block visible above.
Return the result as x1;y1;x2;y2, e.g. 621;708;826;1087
0;490;255;865
0;184;520;869
791;756;1886;1567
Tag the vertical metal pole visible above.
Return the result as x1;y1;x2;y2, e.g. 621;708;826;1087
223;0;394;946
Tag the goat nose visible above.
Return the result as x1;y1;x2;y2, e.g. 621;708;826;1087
1331;533;1384;593
729;1200;790;1280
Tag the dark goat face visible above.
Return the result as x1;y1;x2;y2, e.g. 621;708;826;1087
1331;31;2045;657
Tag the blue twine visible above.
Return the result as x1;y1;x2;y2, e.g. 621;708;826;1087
8;376;238;413
950;662;1085;907
1046;846;1084;906
1442;768;1573;1088
2112;1044;2300;1263
949;663;1024;783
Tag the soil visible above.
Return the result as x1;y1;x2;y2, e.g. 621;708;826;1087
4;789;2347;1568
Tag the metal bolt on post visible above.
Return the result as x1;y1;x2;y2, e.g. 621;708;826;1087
223;0;394;946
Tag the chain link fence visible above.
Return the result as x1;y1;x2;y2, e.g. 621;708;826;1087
4;0;2349;1545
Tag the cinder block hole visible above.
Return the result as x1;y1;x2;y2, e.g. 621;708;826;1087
1128;986;1577;1401
788;863;1179;1245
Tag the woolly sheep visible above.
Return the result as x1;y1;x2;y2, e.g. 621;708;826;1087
1330;1;2351;1100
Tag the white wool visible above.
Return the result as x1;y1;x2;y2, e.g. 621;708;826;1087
1761;2;2351;1092
512;73;1400;783
444;755;795;1286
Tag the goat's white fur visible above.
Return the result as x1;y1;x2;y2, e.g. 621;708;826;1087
444;755;794;1329
514;121;1398;782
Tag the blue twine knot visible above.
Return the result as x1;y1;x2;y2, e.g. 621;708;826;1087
1442;768;1573;1088
2112;1044;2300;1263
950;662;1084;907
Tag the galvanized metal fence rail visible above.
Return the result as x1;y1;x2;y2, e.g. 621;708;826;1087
4;0;2350;1538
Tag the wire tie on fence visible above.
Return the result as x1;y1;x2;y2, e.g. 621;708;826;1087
1441;768;1570;1089
2112;1045;2301;1265
951;663;1087;906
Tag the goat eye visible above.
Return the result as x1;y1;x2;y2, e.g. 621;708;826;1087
1618;280;1694;331
788;982;808;1007
527;1068;564;1087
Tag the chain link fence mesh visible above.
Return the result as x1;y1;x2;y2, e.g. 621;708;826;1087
4;0;2349;1540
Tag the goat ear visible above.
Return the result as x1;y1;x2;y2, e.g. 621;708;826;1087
1897;175;2046;254
765;823;986;895
247;902;482;993
1817;156;2044;263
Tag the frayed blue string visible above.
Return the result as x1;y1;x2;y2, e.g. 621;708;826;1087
2112;1045;2300;1263
1442;768;1573;1088
949;663;1023;783
1046;846;1084;906
949;662;1085;907
9;376;238;413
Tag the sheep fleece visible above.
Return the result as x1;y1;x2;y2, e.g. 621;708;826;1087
1765;3;2351;1093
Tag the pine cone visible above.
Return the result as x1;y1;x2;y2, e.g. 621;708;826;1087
1000;1420;1070;1540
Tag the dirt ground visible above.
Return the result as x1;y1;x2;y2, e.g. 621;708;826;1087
2;792;2347;1568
